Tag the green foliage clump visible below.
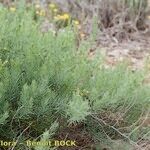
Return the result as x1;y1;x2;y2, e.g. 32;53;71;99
34;121;58;150
66;92;90;123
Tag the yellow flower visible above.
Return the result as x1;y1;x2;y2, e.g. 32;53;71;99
53;8;58;13
49;3;56;9
39;10;46;16
54;13;70;21
54;15;60;20
80;33;85;38
63;13;70;20
73;20;80;25
36;10;40;15
35;4;40;9
59;15;65;20
9;7;16;12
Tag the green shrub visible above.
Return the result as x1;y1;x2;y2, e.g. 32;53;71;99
0;3;149;149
